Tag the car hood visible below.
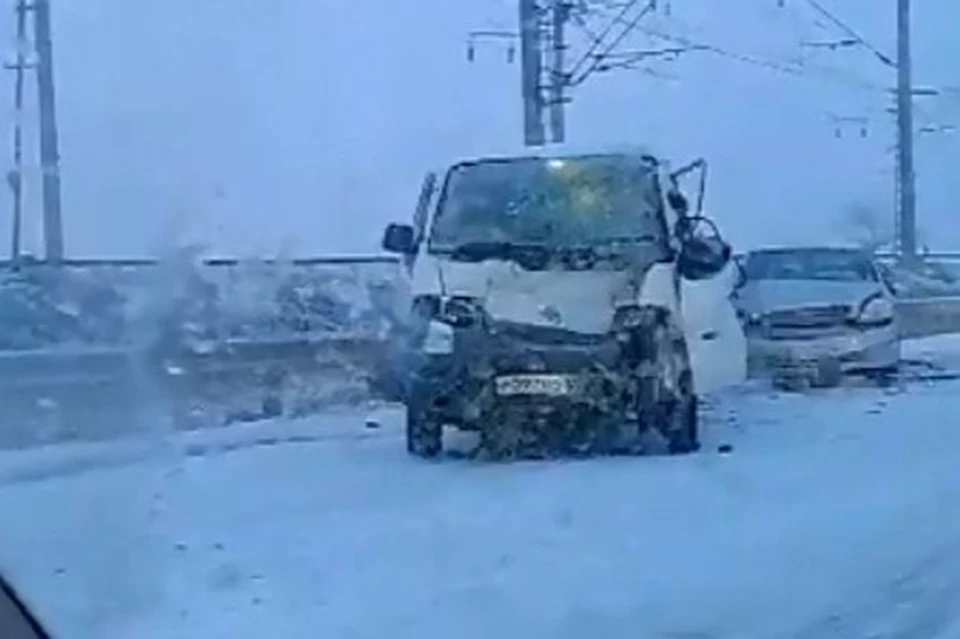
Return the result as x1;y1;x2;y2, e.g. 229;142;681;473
736;279;882;315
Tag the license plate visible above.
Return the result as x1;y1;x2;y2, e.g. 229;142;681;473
494;374;573;397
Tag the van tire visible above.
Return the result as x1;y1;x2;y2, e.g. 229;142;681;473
635;308;700;455
666;389;700;455
405;387;442;458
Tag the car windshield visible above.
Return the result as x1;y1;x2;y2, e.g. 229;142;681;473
427;154;667;252
744;249;877;282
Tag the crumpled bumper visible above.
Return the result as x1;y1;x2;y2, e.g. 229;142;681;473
747;324;899;376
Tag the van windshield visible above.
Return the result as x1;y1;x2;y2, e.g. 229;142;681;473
428;154;668;253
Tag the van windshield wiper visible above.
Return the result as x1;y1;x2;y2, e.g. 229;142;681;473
577;234;661;247
445;241;551;263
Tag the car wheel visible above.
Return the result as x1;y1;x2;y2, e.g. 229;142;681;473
810;357;843;388
866;364;899;388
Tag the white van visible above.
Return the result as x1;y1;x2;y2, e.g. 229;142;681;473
380;144;746;459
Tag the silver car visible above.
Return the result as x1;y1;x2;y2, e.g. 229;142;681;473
733;247;900;387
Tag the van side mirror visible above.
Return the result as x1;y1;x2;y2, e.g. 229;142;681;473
667;190;689;216
382;224;415;254
675;215;731;281
678;236;732;281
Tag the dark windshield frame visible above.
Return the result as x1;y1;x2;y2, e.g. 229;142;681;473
744;248;879;283
426;153;668;255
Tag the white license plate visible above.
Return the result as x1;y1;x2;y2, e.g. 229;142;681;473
494;374;573;397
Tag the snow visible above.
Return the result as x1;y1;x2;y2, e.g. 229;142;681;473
903;333;960;371
0;260;404;351
1;340;960;637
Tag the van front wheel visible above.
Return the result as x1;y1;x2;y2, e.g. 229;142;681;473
665;391;699;454
632;309;700;455
406;386;442;458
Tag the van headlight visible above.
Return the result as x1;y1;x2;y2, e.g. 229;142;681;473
855;295;894;326
613;305;647;330
437;297;480;328
423;320;454;354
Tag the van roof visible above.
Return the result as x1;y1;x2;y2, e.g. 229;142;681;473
448;142;659;167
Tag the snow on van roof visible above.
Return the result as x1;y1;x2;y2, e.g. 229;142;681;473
448;142;659;166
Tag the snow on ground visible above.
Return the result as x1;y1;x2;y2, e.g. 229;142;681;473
903;333;960;372
1;339;960;637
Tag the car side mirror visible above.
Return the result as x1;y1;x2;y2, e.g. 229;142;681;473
382;223;415;254
876;264;900;297
882;274;901;297
734;259;747;288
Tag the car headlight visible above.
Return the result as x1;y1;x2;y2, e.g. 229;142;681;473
855;295;895;325
736;309;762;326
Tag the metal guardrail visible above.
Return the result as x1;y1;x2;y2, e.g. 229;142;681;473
896;296;960;339
1;253;959;442
0;333;388;449
0;284;958;449
0;255;400;269
0;295;954;385
876;252;960;262
0;334;383;386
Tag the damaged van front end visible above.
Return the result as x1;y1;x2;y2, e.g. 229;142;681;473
382;147;744;460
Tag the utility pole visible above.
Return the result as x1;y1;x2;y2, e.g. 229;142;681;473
547;1;569;143
895;0;917;263
32;0;64;264
519;0;546;146
5;0;29;265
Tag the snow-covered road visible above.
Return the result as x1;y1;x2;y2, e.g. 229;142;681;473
1;338;960;638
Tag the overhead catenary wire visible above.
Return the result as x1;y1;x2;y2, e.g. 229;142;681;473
804;0;896;67
566;0;650;82
569;0;658;85
571;1;889;93
637;25;890;94
488;0;952;148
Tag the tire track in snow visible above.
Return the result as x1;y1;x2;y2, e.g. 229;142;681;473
790;520;960;639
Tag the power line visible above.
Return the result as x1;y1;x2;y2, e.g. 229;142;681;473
804;0;896;68
569;0;657;85
574;1;885;93
566;0;647;81
639;26;889;94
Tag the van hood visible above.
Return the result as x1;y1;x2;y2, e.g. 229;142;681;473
737;279;881;315
414;254;675;335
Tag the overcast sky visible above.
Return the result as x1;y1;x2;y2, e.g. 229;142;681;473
0;0;956;257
